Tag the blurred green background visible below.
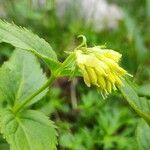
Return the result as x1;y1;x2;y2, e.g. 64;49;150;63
0;0;149;149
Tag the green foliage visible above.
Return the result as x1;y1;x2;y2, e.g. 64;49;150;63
123;11;148;63
34;88;137;149
56;90;137;150
0;19;59;72
136;119;150;150
34;87;68;116
0;19;56;59
0;49;47;110
0;135;9;150
138;83;150;97
0;49;57;149
119;80;150;124
0;0;149;149
0;109;57;150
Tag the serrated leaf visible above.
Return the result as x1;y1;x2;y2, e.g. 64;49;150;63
136;119;150;150
0;19;60;71
0;49;47;110
119;80;150;125
0;109;57;150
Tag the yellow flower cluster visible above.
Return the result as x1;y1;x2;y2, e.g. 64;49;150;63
76;46;130;98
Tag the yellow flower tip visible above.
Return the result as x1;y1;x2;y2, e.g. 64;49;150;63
102;50;122;62
75;45;131;98
127;73;133;77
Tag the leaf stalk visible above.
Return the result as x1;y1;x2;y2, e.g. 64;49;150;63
13;75;56;114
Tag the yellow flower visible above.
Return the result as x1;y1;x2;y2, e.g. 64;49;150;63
76;47;131;98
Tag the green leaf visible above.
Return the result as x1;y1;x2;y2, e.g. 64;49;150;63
0;19;60;71
0;49;47;110
0;143;9;150
119;80;150;124
0;135;9;150
0;109;57;150
136;119;150;150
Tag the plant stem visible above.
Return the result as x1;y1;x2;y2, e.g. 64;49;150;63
70;78;78;109
13;75;56;114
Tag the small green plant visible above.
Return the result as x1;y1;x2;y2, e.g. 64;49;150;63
0;20;149;150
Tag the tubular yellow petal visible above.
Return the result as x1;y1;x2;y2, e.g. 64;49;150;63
100;91;106;99
115;66;127;75
114;75;123;86
106;81;112;93
80;65;91;87
107;73;116;84
100;56;117;68
112;83;117;91
97;61;110;75
85;54;99;67
97;76;106;90
86;67;98;85
101;50;122;62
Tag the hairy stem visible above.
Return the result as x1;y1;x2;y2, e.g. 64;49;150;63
13;75;56;114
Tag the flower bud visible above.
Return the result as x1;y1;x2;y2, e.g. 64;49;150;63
75;46;131;98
